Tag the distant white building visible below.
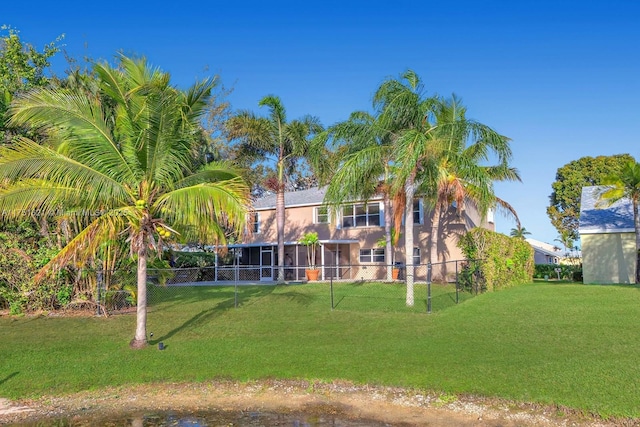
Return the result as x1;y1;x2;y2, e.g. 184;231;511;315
526;238;565;264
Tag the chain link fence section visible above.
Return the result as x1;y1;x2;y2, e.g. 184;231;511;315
89;259;483;315
328;260;484;313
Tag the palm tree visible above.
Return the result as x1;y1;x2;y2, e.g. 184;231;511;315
375;71;519;306
554;230;574;256
598;159;640;283
422;95;520;269
227;96;322;283
0;54;251;348
510;225;532;239
320;110;399;281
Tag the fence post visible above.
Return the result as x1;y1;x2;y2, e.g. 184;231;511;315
427;263;432;314
96;269;103;316
455;260;459;304
330;275;334;310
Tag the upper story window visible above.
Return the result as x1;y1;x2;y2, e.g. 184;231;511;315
250;212;260;234
342;203;382;228
314;206;329;224
413;199;424;225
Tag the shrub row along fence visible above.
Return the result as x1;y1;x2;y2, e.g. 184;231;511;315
91;259;483;315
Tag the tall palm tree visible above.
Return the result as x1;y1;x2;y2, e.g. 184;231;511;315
374;70;440;306
510;225;532;239
0;54;251;348
320;110;400;280
375;71;519;306
598;159;640;283
227;96;322;282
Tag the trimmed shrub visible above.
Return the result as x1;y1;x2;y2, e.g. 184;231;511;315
458;228;534;291
533;264;581;280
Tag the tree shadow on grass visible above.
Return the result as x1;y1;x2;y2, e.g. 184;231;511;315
150;286;275;343
0;372;18;386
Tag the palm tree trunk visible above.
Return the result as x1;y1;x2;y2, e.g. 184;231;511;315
276;186;285;283
430;201;442;267
130;238;148;349
384;194;393;281
404;178;416;306
635;199;640;284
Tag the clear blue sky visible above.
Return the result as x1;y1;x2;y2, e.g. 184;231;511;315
4;1;640;246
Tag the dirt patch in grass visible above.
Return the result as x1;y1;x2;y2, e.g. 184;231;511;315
0;379;628;426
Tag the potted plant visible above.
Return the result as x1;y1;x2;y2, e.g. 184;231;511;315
300;231;320;281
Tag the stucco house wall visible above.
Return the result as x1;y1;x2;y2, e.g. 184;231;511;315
243;186;489;281
579;186;636;284
581;233;635;284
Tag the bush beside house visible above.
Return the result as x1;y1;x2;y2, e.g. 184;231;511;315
458;228;534;291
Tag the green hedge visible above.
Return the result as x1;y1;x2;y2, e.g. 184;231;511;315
171;251;217;268
534;264;582;281
458;228;534;291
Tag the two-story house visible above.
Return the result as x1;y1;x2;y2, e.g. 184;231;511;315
223;186;493;282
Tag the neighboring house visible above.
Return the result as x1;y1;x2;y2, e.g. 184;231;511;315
526;238;564;264
227;186;493;281
579;186;635;284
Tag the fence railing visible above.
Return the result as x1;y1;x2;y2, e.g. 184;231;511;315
91;259;483;315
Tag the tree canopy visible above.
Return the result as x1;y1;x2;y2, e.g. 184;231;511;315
0;27;63;144
547;154;634;241
0;54;251;347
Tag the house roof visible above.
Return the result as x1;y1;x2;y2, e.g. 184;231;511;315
253;186;385;210
253;186;328;210
578;186;635;234
526;238;563;257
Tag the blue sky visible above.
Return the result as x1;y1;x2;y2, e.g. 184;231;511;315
4;1;640;245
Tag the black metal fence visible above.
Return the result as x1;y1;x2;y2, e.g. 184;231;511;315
92;259;483;315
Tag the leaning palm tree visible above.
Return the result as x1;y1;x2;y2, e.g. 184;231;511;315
227;96;322;282
598;159;640;283
0;54;251;348
421;95;520;268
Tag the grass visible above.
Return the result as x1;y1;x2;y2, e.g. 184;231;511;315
2;281;640;419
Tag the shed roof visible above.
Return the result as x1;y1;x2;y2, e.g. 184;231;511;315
578;186;635;234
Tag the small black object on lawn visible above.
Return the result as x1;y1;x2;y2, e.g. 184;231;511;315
158;342;165;350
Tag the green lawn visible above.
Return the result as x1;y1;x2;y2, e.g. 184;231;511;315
2;281;640;418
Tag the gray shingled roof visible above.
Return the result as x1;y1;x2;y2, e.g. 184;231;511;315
253;186;328;210
579;186;634;234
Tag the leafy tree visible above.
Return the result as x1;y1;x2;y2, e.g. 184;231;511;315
227;96;323;282
548;154;633;241
0;26;63;144
0;54;250;348
598;158;640;283
510;225;531;239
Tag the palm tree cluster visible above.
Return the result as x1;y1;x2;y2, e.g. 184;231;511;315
0;55;251;348
321;70;520;306
0;53;521;344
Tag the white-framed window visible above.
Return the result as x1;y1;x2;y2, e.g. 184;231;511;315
314;206;329;224
413;198;424;225
342;203;382;228
413;247;420;266
359;248;385;263
250;212;260;234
